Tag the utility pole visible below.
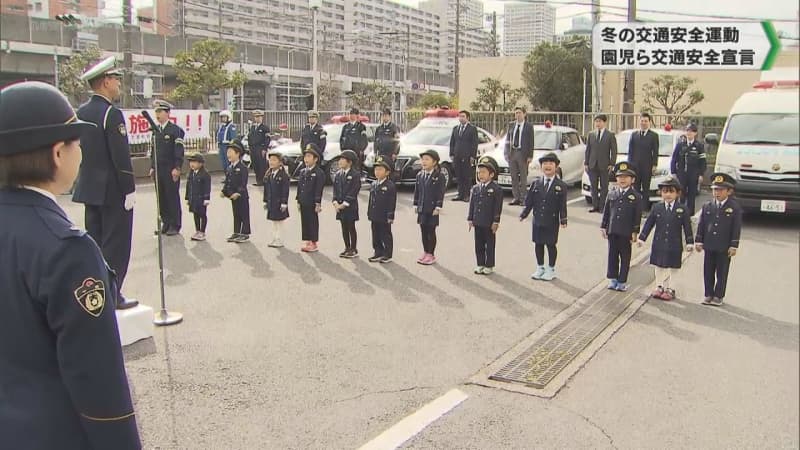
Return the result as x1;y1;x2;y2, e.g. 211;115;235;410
490;11;498;57
218;0;222;39
454;0;460;98
404;23;410;112
591;0;601;114
122;0;133;108
622;0;636;129
311;1;320;111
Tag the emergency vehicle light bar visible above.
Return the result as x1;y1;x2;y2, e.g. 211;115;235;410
329;115;369;123
423;108;459;118
751;80;800;89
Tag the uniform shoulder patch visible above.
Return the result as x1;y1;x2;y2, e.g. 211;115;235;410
725;207;733;213
118;124;127;136
627;194;636;200
676;207;684;213
74;277;105;317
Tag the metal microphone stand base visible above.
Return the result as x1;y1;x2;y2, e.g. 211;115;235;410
154;309;183;326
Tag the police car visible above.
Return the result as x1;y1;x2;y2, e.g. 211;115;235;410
273;115;378;183
479;121;586;189
364;108;496;187
581;125;686;204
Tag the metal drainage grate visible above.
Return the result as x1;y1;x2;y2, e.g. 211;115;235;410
490;290;637;389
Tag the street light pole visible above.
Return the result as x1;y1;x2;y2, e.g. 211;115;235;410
310;0;320;111
287;49;296;111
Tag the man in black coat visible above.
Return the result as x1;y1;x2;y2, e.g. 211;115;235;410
504;106;534;206
149;100;185;236
584;114;618;213
449;109;479;202
627;112;660;211
300;111;327;158
71;56;138;309
374;108;400;160
340;107;368;166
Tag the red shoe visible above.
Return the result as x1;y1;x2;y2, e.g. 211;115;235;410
301;242;312;252
306;242;319;253
660;288;675;301
651;286;664;298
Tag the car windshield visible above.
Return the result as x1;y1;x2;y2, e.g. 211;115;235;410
323;124;343;142
723;113;799;145
401;126;451;146
616;131;676;156
533;130;558;149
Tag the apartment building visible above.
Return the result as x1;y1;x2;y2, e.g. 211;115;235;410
503;2;556;56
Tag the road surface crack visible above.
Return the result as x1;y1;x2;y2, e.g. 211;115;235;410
556;405;617;449
334;386;438;404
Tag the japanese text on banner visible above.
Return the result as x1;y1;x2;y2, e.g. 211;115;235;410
122;110;211;144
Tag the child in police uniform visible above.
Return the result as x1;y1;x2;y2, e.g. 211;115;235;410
637;176;694;300
296;144;326;252
333;150;361;258
367;157;397;263
185;152;211;241
520;152;568;281
468;155;503;275
695;172;742;306
221;140;250;243
263;149;290;248
601;162;643;292
413;149;446;265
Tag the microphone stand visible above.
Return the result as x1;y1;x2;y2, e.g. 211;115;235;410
141;110;183;327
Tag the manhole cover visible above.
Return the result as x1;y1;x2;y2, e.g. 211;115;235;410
490;290;637;389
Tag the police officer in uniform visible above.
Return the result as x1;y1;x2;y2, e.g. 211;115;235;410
217;110;237;172
0;81;141;449
300;111;327;161
374;108;399;160
340;107;368;167
71;56;138;309
248;109;271;186
149;100;185;235
450;109;480;202
670;123;706;216
695;173;742;306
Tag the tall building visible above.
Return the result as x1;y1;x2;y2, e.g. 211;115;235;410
4;0;102;19
503;2;556;56
554;15;591;45
418;0;490;74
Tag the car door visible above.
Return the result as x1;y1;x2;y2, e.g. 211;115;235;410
477;128;495;156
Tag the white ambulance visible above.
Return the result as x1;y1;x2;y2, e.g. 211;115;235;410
709;70;799;214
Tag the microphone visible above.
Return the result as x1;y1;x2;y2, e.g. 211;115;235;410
140;110;159;132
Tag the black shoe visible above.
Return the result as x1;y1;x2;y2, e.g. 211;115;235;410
368;255;383;262
233;234;250;243
588;207;600;213
509;200;520;206
116;298;139;310
252;183;263;186
451;197;462;201
165;228;179;236
339;249;349;258
343;250;358;259
379;256;393;263
227;234;239;242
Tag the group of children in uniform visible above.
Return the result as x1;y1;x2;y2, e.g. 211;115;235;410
181;139;741;306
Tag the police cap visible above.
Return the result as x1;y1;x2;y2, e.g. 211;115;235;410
373;156;393;171
710;172;736;189
153;99;173;111
381;108;392;116
685;123;698;132
614;161;637;177
657;175;682;190
252;109;265;117
80;56;123;84
339;150;358;164
227;139;245;154
267;149;283;159
186;152;205;163
0;81;95;156
349;107;360;115
307;110;320;119
303;143;321;159
538;152;560;165
419;148;440;162
477;155;498;175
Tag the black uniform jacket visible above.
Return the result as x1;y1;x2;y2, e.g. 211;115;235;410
263;167;291;221
186;168;211;212
368;179;397;223
601;187;643;236
468;180;503;227
296;164;326;206
695;198;742;251
222;160;249;199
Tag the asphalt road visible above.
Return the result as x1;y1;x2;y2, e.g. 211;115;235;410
57;176;799;450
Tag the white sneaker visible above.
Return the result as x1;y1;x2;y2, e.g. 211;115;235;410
474;266;485;274
481;267;494;275
531;265;546;280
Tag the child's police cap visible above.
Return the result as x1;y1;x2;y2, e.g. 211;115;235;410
614;161;637;177
187;152;205;163
374;156;393;171
0;81;95;155
340;150;358;163
657;175;681;190
538;152;560;165
710;172;736;188
477;155;498;174
419;148;440;162
227;139;245;154
303;143;321;158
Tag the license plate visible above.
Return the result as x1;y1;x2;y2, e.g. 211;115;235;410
761;200;786;213
498;174;512;185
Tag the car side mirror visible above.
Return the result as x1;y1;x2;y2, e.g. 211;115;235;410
561;142;569;150
704;133;719;145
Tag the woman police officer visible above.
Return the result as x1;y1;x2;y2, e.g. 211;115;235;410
0;81;141;449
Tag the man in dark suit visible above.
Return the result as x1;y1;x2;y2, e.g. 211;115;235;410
247;109;270;186
504;106;534;206
340;107;368;166
71;56;137;309
627;112;660;211
449;109;479;202
149;100;185;236
584;114;617;213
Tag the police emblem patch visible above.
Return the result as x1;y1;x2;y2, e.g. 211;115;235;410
488;188;494;193
619;163;628;170
714;175;724;183
628;194;636;200
347;176;352;180
725;207;733;213
74;277;105;317
555;186;562;191
164;135;171;140
381;186;387;191
676;207;684;213
118;124;127;136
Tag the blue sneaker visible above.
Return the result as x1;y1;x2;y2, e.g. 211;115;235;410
607;279;619;290
615;282;629;292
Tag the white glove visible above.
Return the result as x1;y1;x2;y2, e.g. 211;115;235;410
124;192;136;211
203;200;210;206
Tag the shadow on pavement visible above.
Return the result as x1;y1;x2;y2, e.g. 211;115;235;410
351;258;420;303
433;265;531;317
275;247;322;284
386;263;464;309
163;236;200;286
310;252;376;295
188;240;224;269
232;242;275;279
486;273;571;312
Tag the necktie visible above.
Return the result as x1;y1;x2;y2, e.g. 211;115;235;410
667;203;672;212
459;124;464;136
641;130;645;137
514;124;521;148
545;178;551;192
598;129;602;141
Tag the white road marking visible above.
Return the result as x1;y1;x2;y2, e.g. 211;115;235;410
358;388;469;450
566;196;586;205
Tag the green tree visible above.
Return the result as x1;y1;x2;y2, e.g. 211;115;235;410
642;75;705;123
169;39;247;108
414;91;456;110
346;81;393;110
469;77;525;111
57;45;102;106
318;82;342;111
522;39;592;112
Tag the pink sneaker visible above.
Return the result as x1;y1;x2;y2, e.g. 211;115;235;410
416;253;428;264
419;254;436;265
306;242;319;253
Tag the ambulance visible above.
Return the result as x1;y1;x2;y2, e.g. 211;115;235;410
709;70;799;214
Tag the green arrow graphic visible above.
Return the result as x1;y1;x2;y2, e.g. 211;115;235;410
761;21;781;70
